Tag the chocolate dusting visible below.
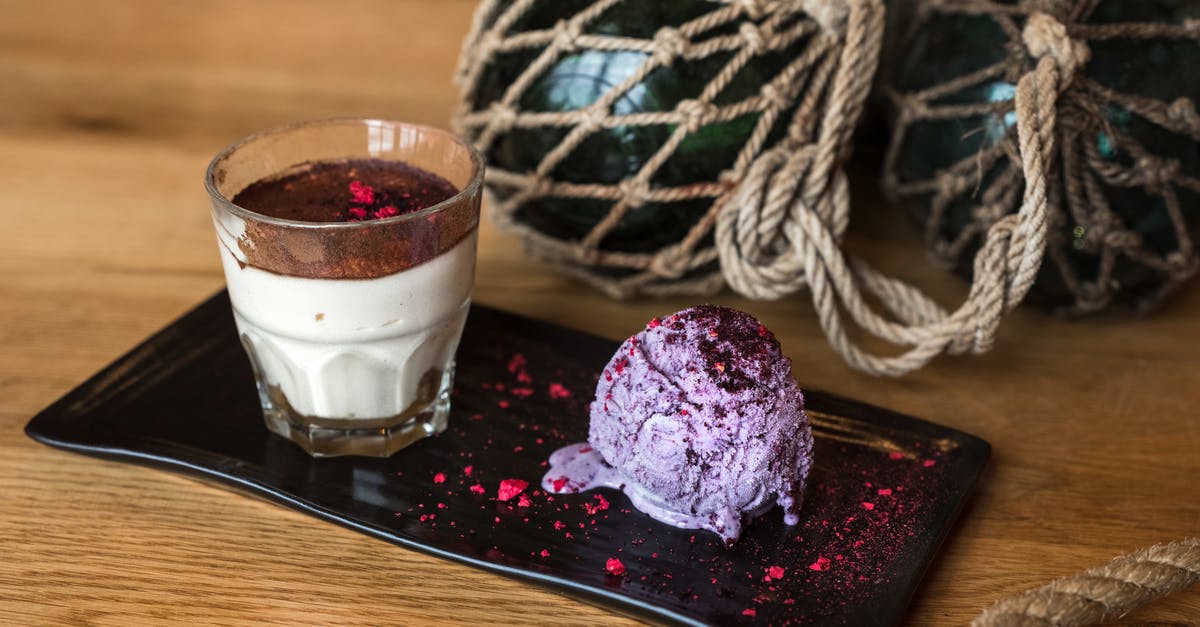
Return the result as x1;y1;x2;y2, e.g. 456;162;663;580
228;159;477;279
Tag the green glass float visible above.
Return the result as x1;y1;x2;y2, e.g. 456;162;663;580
883;0;1200;313
456;0;819;289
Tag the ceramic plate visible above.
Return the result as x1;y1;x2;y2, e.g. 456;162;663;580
26;292;989;626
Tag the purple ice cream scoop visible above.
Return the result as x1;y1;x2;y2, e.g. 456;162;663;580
542;305;813;545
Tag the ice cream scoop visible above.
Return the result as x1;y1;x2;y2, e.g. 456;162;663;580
543;305;813;545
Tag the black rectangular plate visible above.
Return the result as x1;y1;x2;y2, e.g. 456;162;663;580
26;292;989;626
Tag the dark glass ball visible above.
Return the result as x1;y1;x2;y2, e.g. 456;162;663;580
471;0;810;273
887;0;1200;311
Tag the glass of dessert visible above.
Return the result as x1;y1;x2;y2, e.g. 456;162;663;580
204;118;484;457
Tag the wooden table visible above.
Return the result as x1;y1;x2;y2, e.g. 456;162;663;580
3;2;1197;624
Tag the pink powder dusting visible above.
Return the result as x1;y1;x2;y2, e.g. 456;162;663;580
387;340;958;624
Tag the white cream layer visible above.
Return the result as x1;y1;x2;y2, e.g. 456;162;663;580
218;231;477;419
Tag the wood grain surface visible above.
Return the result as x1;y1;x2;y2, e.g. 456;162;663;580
2;1;1197;625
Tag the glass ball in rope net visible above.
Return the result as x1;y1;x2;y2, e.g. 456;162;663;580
884;0;1200;313
469;0;815;285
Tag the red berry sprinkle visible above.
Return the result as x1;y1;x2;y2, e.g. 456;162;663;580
432;473;446;484
469;484;485;495
497;478;528;502
347;206;368;219
767;565;785;580
349;180;375;204
548;383;572;399
809;556;832;571
551;477;569;492
374;205;400;219
742;608;757;617
647;317;661;329
605;557;626;576
539;549;550;558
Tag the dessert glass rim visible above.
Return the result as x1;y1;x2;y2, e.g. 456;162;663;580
204;117;485;230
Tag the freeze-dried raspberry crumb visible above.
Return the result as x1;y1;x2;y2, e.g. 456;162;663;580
605;558;625;576
548;383;572;399
497;478;528;501
432;473;446;484
349;180;375;204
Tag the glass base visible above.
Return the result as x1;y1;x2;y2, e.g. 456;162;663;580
258;367;453;458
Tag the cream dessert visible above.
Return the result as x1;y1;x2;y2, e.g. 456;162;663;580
208;145;482;457
543;306;813;545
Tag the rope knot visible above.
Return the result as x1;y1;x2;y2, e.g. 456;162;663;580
676;99;716;133
800;0;850;35
617;178;651;208
738;22;768;55
1022;12;1089;81
487;102;519;133
530;176;554;197
579;105;607;133
759;81;791;111
1167;97;1200;129
652;27;689;67
649;246;691;279
477;31;503;58
1136;155;1181;189
552;20;583;52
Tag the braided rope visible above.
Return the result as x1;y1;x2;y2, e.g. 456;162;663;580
975;538;1200;626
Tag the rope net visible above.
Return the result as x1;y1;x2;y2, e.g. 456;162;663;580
453;0;881;299
455;0;1197;377
883;0;1200;315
